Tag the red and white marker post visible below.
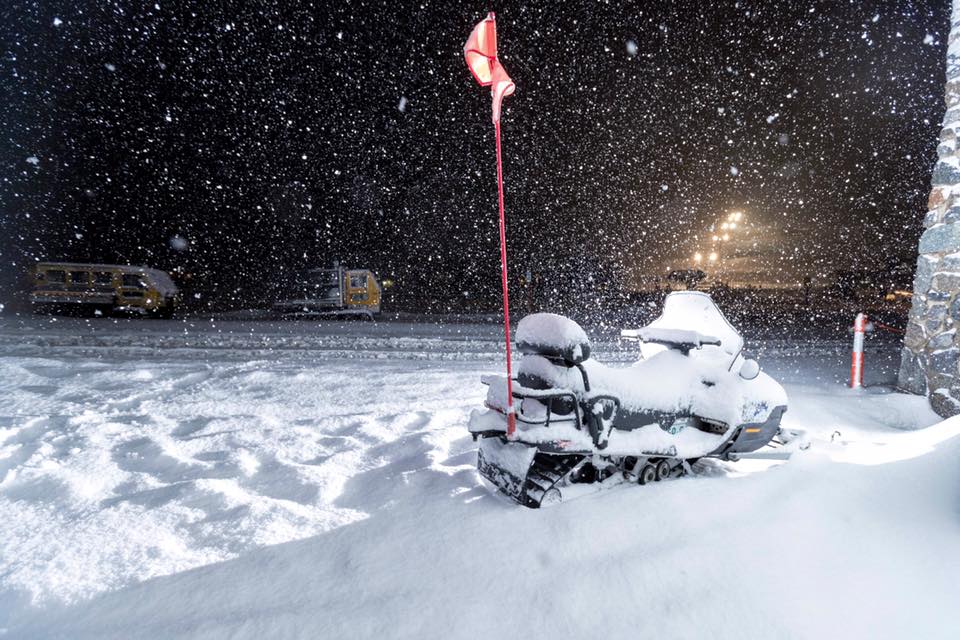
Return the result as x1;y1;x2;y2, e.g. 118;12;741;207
850;312;867;388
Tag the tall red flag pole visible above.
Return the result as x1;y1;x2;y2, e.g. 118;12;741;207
465;13;518;438
493;116;517;439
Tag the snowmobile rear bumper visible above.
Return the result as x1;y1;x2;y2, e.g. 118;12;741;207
477;437;536;504
477;437;588;507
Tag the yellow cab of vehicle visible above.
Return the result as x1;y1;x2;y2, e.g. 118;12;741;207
345;269;381;315
31;262;179;318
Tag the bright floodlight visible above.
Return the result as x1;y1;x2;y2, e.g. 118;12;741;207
694;252;703;263
730;222;737;229
721;222;729;230
722;233;730;241
708;252;718;262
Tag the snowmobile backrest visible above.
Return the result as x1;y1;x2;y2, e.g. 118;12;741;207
516;312;591;365
635;292;743;363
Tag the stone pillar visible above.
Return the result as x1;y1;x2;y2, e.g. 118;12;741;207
899;0;960;416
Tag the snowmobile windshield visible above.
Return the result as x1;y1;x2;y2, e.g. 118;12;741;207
639;292;743;364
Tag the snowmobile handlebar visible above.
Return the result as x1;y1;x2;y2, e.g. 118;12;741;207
621;327;722;356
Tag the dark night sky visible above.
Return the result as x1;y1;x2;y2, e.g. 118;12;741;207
0;0;951;310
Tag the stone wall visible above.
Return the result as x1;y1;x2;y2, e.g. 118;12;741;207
899;0;960;417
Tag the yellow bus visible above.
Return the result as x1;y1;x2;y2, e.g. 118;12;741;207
273;266;381;319
31;262;179;318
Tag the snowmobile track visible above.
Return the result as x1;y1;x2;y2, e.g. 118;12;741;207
521;454;586;508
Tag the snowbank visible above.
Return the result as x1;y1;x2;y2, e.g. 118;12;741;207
0;324;956;639
5;411;959;639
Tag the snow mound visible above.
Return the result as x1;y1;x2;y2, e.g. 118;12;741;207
0;356;483;607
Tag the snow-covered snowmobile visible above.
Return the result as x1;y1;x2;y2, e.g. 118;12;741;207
469;291;796;507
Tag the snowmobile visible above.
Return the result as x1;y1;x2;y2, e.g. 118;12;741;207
469;291;798;507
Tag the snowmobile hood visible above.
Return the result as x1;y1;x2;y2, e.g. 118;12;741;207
585;349;786;428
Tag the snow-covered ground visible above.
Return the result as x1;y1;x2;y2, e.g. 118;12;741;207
0;316;958;638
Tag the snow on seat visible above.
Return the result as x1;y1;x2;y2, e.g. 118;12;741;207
516;312;591;364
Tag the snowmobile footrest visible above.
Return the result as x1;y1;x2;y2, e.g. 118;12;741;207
725;450;793;461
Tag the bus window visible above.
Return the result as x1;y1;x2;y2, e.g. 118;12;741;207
46;270;66;284
94;272;113;285
122;274;146;288
70;271;89;284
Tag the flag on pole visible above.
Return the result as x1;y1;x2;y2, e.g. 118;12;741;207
464;12;519;439
464;12;515;123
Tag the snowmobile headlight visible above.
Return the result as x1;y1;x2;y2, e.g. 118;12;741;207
739;359;760;380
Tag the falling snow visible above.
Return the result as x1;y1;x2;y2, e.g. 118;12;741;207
0;2;951;312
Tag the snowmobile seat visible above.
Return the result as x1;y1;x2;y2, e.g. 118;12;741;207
516;354;587;416
516;313;591;365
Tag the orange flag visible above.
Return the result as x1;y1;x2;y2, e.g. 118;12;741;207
464;12;515;123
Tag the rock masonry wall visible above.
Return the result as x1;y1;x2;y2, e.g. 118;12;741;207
899;0;960;417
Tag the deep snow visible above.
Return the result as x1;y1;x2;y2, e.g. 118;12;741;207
0;316;958;639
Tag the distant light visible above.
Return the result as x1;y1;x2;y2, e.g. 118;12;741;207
712;235;719;241
729;222;737;230
722;233;730;241
693;252;703;263
721;222;729;230
708;252;718;262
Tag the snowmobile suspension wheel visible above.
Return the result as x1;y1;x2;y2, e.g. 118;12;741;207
655;460;671;481
638;464;656;485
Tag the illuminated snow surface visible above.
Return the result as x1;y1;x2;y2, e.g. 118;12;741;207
0;316;958;639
